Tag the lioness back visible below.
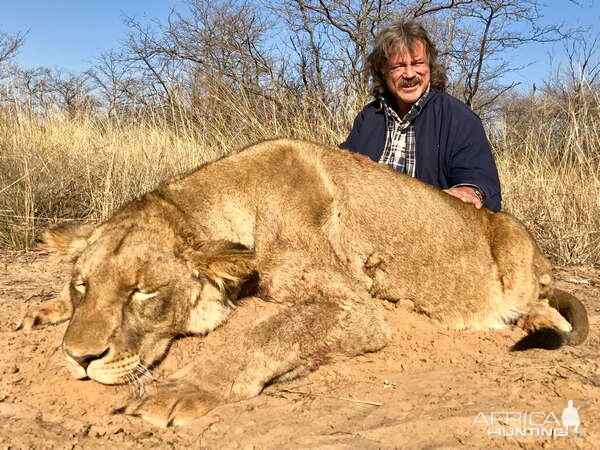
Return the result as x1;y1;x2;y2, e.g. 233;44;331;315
160;139;542;330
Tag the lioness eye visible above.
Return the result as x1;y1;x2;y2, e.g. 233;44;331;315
132;289;158;301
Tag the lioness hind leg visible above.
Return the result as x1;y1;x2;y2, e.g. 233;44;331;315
17;281;73;331
512;288;589;351
517;300;572;335
512;300;573;351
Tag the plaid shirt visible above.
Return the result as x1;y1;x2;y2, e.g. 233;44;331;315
379;91;430;177
341;89;499;209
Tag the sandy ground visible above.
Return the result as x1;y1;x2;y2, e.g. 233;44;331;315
0;251;598;449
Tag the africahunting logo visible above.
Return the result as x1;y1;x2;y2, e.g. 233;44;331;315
473;400;587;438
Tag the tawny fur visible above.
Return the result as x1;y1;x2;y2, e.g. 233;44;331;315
22;139;587;427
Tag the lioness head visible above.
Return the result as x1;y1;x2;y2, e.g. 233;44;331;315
43;223;256;385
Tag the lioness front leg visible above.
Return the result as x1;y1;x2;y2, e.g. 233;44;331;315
17;281;73;330
122;298;390;427
229;300;390;399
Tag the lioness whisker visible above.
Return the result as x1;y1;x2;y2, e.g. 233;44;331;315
135;363;156;380
123;373;138;397
134;363;159;392
128;370;147;397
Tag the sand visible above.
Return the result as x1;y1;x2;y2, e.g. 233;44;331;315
1;251;598;449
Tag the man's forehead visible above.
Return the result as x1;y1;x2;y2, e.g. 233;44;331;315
387;39;427;60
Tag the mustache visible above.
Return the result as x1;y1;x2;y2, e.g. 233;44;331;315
398;76;423;87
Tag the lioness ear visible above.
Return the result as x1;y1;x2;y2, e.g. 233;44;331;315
41;224;96;261
182;240;257;296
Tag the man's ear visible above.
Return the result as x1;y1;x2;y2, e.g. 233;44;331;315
41;224;96;261
182;240;257;297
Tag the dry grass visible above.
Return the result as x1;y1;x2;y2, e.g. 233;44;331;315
0;109;219;249
0;89;598;266
494;91;600;266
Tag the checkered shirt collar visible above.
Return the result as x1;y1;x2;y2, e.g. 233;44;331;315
379;86;431;123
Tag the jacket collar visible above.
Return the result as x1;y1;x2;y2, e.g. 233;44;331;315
377;88;439;121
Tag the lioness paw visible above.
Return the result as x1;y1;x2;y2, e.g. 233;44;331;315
17;296;73;331
118;382;218;427
518;301;573;334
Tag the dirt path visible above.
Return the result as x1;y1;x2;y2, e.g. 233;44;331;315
1;251;598;449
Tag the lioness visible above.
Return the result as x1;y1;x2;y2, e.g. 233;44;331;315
21;139;588;427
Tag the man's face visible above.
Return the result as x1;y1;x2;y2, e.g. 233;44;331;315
384;40;431;116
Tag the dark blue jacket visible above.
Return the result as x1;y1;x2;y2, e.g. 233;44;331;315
340;90;502;211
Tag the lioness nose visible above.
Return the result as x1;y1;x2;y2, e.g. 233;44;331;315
65;347;109;369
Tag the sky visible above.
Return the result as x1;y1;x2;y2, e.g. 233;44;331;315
1;0;599;89
1;0;180;71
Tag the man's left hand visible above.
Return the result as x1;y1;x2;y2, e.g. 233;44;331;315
443;186;483;209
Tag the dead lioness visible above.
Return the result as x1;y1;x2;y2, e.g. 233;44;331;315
21;139;588;427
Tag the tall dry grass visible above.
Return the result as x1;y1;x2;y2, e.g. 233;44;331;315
0;108;217;249
494;90;600;266
0;88;353;250
0;87;598;266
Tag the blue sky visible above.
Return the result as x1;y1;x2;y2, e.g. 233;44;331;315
2;0;599;88
1;0;180;71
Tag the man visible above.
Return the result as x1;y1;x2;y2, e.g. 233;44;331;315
340;21;501;211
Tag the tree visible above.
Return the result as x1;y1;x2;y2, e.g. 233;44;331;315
87;50;142;116
443;0;566;114
120;0;280;110
54;72;96;116
0;30;26;74
562;30;600;92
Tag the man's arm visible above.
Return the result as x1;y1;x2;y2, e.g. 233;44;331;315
339;104;387;164
339;109;364;151
447;113;502;211
443;185;484;209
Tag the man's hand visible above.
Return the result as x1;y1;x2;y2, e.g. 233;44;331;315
443;186;483;209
